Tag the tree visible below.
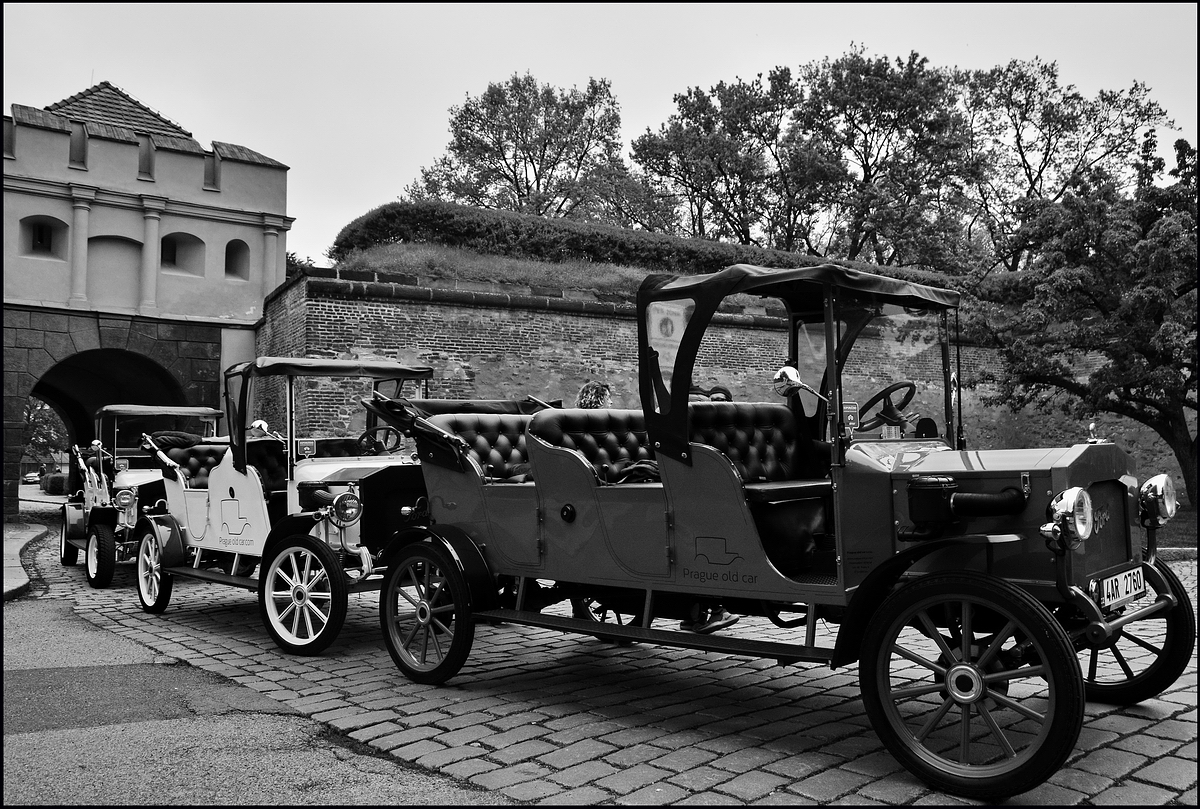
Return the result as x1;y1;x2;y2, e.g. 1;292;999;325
405;72;631;220
22;397;69;465
960;58;1170;276
965;142;1197;504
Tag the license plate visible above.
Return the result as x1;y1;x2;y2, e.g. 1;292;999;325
1098;567;1146;609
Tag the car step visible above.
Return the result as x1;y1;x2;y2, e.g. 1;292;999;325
475;608;834;666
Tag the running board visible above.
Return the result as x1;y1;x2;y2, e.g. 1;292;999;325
166;567;385;594
475;608;834;666
166;566;257;590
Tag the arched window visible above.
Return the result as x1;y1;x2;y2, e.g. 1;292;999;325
19;215;69;260
160;232;205;277
224;239;250;281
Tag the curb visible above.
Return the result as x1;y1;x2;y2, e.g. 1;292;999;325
4;522;49;602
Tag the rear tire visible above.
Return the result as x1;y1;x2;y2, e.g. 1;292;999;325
85;524;116;588
380;541;474;684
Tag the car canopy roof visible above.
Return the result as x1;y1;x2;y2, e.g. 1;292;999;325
223;357;435;381
638;263;960;312
95;404;224;419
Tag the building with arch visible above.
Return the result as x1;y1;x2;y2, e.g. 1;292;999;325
4;82;293;517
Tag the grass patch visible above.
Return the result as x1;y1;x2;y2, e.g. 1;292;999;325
337;242;652;296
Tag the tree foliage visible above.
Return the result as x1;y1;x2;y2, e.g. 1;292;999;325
406;72;636;220
966;142;1197;503
22;397;69;462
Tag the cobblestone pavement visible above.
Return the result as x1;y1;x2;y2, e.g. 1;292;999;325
15;513;1197;806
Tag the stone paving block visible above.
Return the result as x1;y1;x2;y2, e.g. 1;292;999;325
542;785;617;805
477;723;552;749
709;746;787;774
714;769;791;801
1111;733;1183;757
499;779;564;802
1047;767;1113;796
388;738;446;763
1085;714;1156;735
667;764;738;792
787;767;874;802
596;763;676;795
441;757;501;780
371;724;442;752
348;721;404;743
1009;781;1088;805
762;751;841;778
1133;756;1197;790
1073;747;1149;779
854;772;927;805
490;738;560;764
673;791;746;805
415;744;489;769
469;761;551;790
1175;740;1197;760
604;742;672;767
1088;782;1176;805
549;759;622;787
1146;718;1199;741
650;745;721;773
617;782;692;804
436;724;494;747
537;739;618;770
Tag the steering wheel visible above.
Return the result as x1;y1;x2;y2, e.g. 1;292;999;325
356;426;404;456
857;381;917;432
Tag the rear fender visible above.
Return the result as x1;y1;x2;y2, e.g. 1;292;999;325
62;503;87;540
134;515;187;567
831;534;1023;668
386;525;496;611
263;515;323;557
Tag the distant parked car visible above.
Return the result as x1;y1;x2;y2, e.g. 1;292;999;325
22;471;41;484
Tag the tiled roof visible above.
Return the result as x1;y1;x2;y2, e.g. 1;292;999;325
45;81;191;138
84;121;138;144
213;141;289;169
9;104;71;133
151;133;207;155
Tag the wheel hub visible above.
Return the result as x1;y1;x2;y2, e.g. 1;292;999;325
291;585;308;605
416;601;432;625
945;663;985;703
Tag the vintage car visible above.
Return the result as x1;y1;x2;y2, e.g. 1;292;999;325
363;263;1193;800
131;357;442;654
61;404;223;588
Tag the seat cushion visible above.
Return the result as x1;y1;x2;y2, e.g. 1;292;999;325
688;402;798;482
427;413;532;480
527;409;654;483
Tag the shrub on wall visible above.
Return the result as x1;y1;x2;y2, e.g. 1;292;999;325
329;200;951;287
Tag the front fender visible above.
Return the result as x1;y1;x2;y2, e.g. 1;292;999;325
264;514;323;557
134;515;187;567
831;534;1023;668
386;525;497;611
86;506;119;533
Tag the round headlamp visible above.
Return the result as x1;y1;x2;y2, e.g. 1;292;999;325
1045;486;1093;547
114;489;136;508
330;491;363;527
1139;473;1177;525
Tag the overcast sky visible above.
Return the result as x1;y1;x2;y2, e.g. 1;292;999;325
5;3;1196;265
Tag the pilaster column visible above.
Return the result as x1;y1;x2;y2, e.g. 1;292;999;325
139;196;167;315
261;214;284;298
67;186;96;307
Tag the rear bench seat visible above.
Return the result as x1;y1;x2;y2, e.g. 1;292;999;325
425;413;534;481
688;401;829;576
526;408;654;484
146;432;230;489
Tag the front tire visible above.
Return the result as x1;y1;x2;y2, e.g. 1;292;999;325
1078;558;1196;705
860;572;1084;801
135;527;173;613
380;541;474;684
258;535;347;655
85;525;116;588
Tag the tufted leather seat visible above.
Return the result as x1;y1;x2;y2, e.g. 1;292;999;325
426;413;533;481
246;438;288;492
164;442;230;489
527;409;654;484
687;402;801;482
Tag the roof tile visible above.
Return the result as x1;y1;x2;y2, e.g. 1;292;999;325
45;81;191;138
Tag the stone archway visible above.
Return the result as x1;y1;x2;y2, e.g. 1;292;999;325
3;305;223;518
